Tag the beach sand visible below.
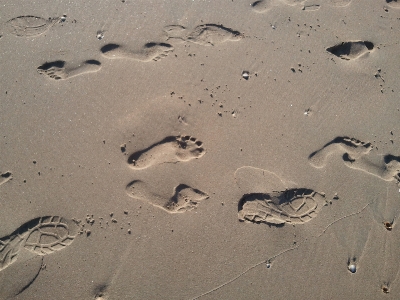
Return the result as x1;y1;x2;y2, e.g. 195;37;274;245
1;0;400;299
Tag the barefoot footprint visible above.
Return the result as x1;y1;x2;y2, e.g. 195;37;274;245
127;135;205;170
326;41;374;60
101;42;174;62
4;15;61;37
163;24;243;46
308;136;372;168
126;180;209;213
37;60;101;80
0;216;81;271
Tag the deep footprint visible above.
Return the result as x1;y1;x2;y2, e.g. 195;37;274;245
0;216;81;271
37;60;101;80
327;41;374;60
126;180;209;213
343;154;400;182
127;135;205;170
164;24;243;46
5;15;61;37
309;136;372;168
238;188;326;225
101;42;173;62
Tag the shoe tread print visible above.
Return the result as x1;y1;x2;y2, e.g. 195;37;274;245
0;216;80;271
238;188;326;225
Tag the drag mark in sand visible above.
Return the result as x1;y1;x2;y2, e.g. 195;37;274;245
37;60;101;80
101;42;174;62
127;135;205;170
164;24;243;46
190;203;371;300
126;180;209;213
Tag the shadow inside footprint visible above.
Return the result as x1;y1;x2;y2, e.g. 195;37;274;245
100;43;120;54
327;41;374;60
85;59;101;66
143;42;173;49
37;60;65;70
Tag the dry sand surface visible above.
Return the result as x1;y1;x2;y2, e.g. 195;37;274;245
1;0;400;299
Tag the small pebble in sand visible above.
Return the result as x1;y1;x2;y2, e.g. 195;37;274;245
348;264;356;273
242;71;249;80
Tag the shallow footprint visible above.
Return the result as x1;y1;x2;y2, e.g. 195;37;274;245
5;15;61;37
386;0;400;8
251;0;280;12
101;42;173;62
280;0;306;6
238;188;326;225
126;180;209;213
127;135;205;170
327;0;352;6
0;216;81;271
164;24;243;46
327;41;374;60
308;136;372;168
37;60;101;80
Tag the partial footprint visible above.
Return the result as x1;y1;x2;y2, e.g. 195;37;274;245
126;180;209;213
251;0;280;13
308;136;372;168
101;42;173;62
302;4;321;11
327;41;374;60
327;0;352;6
4;15;61;37
0;216;81;271
164;24;243;46
238;189;326;225
386;0;400;8
127;135;205;170
37;60;101;80
280;0;306;6
0;171;12;186
343;154;400;182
